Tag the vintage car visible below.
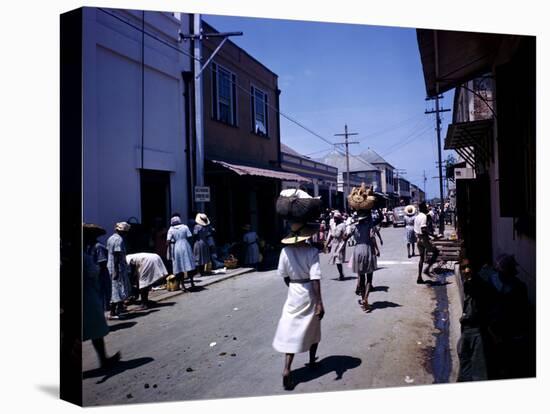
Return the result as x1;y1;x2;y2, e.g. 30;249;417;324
392;206;406;227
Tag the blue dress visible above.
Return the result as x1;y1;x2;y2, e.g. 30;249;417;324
167;224;196;273
106;233;131;303
404;215;417;244
193;224;211;266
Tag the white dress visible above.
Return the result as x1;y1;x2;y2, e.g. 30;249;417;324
126;253;168;289
272;245;322;354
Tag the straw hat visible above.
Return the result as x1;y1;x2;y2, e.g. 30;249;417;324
405;205;416;216
242;224;251;231
115;222;131;232
281;222;320;245
83;223;106;237
195;213;210;226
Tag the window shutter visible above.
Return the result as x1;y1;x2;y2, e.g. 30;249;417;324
264;92;269;137
250;86;254;131
231;74;237;126
212;64;218;120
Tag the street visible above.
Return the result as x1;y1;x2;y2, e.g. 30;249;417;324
82;226;462;406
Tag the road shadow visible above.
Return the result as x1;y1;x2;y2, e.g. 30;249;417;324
424;280;451;287
83;357;154;384
330;276;357;281
374;266;386;270
36;384;59;399
371;285;389;292
367;300;401;312
119;309;159;320
109;321;137;332
289;355;362;389
187;286;207;292
148;301;176;308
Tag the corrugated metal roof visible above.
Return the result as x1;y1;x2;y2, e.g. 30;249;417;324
211;160;311;182
359;148;393;167
280;143;303;157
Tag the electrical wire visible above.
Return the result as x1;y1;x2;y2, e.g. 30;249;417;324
380;122;434;157
355;114;425;142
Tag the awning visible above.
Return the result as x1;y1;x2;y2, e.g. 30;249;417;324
210;160;311;183
445;119;493;169
417;29;505;97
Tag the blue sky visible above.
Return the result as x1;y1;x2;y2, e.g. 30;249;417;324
204;14;454;199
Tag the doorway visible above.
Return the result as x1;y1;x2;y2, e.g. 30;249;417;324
140;169;171;230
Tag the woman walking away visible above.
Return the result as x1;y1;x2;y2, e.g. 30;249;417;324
326;211;347;280
83;223;111;311
404;205;417;258
273;222;325;390
106;222;132;320
347;183;382;312
242;224;260;268
167;215;196;291
83;224;120;369
193;213;211;275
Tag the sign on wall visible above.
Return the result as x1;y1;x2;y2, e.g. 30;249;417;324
194;186;211;202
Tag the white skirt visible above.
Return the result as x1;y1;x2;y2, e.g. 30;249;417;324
272;281;321;354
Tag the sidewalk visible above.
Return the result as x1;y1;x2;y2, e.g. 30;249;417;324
144;266;255;303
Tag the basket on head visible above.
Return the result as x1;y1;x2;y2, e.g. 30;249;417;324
276;188;321;221
348;183;376;211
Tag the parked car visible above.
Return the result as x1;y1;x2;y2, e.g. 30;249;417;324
392;206;406;227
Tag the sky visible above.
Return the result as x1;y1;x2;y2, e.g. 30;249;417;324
204;14;455;199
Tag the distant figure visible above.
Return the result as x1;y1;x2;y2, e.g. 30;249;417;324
242;224;260;267
106;222;132;320
414;202;439;284
167;215;196;291
193;213;212;275
404;205;417;258
326;211;347;280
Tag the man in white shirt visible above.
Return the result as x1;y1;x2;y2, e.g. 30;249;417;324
414;202;439;284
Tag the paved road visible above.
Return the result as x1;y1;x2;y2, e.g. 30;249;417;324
82;226;461;406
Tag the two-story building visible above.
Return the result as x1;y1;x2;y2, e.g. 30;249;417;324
358;148;397;205
200;21;308;245
280;144;338;208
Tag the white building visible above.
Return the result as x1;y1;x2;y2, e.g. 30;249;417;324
80;8;192;235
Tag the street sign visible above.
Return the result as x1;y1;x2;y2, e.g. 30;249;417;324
194;186;210;202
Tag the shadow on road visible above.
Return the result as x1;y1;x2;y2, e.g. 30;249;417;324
290;355;362;388
118;309;159;320
109;321;137;332
371;285;389;292
149;301;176;308
424;280;451;287
367;300;401;312
330;276;357;281
36;384;59;399
83;357;154;384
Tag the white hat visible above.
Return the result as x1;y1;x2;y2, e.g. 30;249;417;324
115;222;131;232
195;213;210;226
170;216;182;226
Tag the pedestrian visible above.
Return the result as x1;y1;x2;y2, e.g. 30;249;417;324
318;220;327;245
404;205;417;258
326;211;347;280
106;222;132;320
83;223;111;311
350;209;383;312
127;252;169;308
242;224;260;268
273;221;325;391
414;202;439;284
167;215;196;291
193;213;212;275
83;224;121;369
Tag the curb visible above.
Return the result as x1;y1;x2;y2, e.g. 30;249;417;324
153;267;256;302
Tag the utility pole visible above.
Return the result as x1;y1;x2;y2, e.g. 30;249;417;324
334;124;359;212
425;95;450;234
423;170;427;194
180;16;242;213
395;168;407;204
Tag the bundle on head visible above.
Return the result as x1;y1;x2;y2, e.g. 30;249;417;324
348;183;376;211
276;188;322;221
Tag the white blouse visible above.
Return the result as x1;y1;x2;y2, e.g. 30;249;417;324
277;245;321;281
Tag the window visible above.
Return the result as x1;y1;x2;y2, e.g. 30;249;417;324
212;63;237;126
251;85;268;136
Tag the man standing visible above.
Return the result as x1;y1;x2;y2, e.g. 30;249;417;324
414;202;439;284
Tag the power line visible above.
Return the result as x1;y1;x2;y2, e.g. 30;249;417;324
379;122;433;157
355;114;425;142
